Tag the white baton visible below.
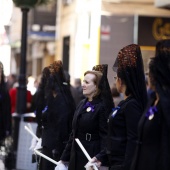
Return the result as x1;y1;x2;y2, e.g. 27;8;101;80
75;138;98;170
34;149;59;165
24;125;40;142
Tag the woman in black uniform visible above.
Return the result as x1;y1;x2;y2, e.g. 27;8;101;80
36;61;75;170
60;65;113;170
107;44;147;170
131;39;170;170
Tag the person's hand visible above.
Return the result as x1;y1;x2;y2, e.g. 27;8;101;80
91;157;101;167
29;138;42;151
55;160;68;170
85;157;101;170
34;138;42;150
85;162;95;170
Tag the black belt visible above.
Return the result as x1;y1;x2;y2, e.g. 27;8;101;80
76;133;100;141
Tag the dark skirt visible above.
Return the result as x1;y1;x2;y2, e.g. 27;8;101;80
110;165;124;170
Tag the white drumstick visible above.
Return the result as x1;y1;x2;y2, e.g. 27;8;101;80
27;123;34;133
34;149;59;165
24;125;40;141
75;138;98;170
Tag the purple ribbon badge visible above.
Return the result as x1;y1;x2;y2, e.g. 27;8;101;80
83;102;95;112
145;106;157;120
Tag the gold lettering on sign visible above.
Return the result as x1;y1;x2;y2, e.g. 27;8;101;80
152;18;170;40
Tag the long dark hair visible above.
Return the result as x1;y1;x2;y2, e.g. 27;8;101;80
36;67;50;125
92;64;114;115
150;39;170;93
113;44;147;111
46;61;76;114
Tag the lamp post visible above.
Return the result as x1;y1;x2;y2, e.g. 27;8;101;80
12;0;52;168
13;0;51;116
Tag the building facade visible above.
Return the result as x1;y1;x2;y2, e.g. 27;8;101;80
55;0;170;85
9;0;170;86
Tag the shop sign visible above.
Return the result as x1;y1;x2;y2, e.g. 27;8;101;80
137;16;170;46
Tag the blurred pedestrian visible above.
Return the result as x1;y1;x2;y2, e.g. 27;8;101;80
9;80;32;114
74;78;85;106
131;39;170;170
74;78;81;89
59;65;113;170
64;71;84;107
104;44;147;170
37;61;76;170
6;74;17;91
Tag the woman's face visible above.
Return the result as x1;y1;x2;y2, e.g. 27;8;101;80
148;72;156;91
82;73;97;100
114;75;122;93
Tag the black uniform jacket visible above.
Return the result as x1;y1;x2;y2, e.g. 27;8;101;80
41;93;73;159
61;97;109;170
107;96;143;170
131;100;170;170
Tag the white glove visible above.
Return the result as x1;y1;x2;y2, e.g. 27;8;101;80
29;137;37;151
29;138;42;151
85;157;101;170
85;162;97;170
34;138;42;150
55;161;68;170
